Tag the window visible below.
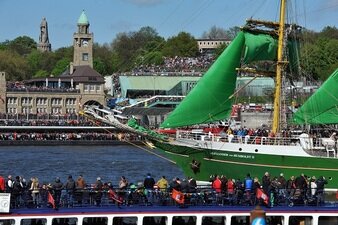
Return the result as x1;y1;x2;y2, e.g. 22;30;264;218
0;219;15;225
96;85;101;91
84;84;89;91
172;216;196;225
202;216;226;225
52;107;62;114
143;216;167;225
22;97;32;105
82;53;89;61
7;108;17;114
21;218;47;225
113;217;137;225
90;85;95;91
318;216;338;225
66;98;76;105
51;98;62;105
289;216;313;225
231;216;284;225
7;97;17;105
37;98;47;105
52;218;77;225
83;217;107;225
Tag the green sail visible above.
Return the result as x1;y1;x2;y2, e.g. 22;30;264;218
292;68;338;125
161;31;278;128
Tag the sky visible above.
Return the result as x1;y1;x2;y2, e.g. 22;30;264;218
0;0;337;50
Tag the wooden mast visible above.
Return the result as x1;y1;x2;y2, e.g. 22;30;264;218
272;0;287;134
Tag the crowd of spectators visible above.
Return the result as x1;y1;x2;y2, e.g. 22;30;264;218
131;55;215;75
0;171;328;210
110;55;216;97
6;82;78;93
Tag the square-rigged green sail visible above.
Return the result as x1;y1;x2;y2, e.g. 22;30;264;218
160;31;278;128
292;68;338;125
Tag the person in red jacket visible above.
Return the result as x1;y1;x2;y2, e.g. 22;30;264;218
0;175;5;192
212;175;222;193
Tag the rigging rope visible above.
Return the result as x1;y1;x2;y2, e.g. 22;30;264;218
80;111;177;164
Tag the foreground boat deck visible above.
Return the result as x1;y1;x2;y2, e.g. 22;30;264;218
2;204;338;225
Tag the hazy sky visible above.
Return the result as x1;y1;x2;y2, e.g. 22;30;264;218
0;0;337;49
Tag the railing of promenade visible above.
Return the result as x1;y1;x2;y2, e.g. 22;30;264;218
7;186;330;209
7;87;80;93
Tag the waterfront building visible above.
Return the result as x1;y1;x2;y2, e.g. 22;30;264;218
0;11;104;115
197;38;231;53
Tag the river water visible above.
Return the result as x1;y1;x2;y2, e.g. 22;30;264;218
0;144;184;186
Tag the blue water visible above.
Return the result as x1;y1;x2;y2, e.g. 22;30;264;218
0;145;184;186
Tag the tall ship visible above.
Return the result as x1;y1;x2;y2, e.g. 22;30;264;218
121;0;338;190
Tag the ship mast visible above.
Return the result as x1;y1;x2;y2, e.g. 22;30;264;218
272;0;287;134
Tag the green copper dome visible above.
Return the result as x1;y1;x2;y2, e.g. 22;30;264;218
77;10;89;25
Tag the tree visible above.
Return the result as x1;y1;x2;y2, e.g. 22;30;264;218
202;25;228;39
162;32;198;57
93;43;114;74
51;58;71;76
111;26;164;71
94;57;108;75
214;42;229;58
33;70;49;78
319;26;338;39
301;37;338;80
225;26;241;40
7;36;37;56
0;50;30;80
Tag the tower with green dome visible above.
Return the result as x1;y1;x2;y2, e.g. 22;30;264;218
73;10;93;68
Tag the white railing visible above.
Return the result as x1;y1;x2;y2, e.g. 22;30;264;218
176;130;332;148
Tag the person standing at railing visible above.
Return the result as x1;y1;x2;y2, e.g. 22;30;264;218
156;176;168;193
29;177;39;208
94;177;103;206
64;175;76;207
144;173;155;202
75;175;86;205
316;176;328;206
51;177;63;210
0;174;5;193
277;173;287;197
309;176;317;197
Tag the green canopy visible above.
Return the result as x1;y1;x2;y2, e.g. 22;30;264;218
292;68;338;125
160;31;279;128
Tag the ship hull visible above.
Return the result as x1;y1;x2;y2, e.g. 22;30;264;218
152;140;338;189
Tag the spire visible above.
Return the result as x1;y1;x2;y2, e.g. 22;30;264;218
77;10;89;25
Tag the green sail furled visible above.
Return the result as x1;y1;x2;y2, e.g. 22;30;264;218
243;32;277;63
161;31;278;128
292;68;338;125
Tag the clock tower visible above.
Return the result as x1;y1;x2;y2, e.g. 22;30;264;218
73;10;93;68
